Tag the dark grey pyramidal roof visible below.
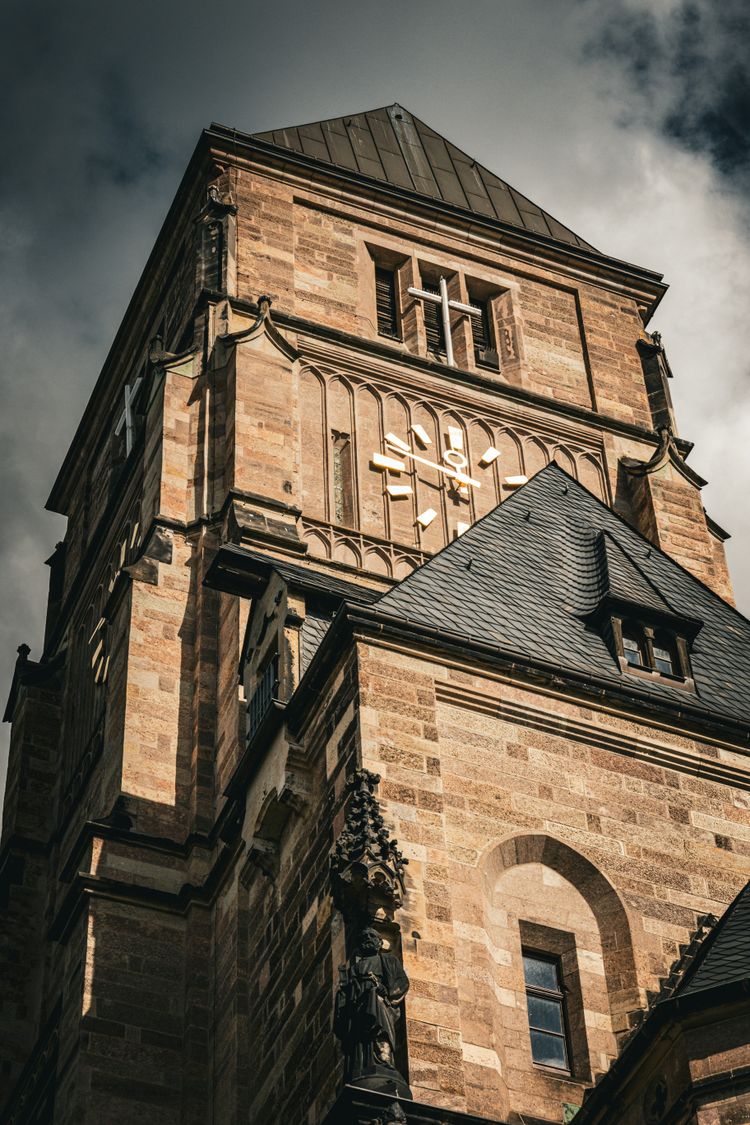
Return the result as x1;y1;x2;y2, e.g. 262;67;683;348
253;103;595;251
374;464;750;729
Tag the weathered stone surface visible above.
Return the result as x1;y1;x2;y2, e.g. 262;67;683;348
1;109;744;1125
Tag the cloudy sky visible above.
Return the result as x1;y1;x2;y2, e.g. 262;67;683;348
1;0;748;796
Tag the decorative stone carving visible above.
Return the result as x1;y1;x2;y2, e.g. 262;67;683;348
370;1102;408;1124
220;294;300;360
620;425;706;488
334;927;411;1100
330;768;407;926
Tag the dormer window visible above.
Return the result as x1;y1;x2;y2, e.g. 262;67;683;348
586;531;701;693
613;619;693;687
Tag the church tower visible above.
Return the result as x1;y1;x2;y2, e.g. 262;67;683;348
2;105;749;1125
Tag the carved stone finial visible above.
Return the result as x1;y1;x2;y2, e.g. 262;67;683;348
331;768;408;927
16;644;30;665
257;294;273;316
650;330;662;348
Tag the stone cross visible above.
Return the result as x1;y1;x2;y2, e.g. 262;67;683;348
407;276;481;367
114;376;143;457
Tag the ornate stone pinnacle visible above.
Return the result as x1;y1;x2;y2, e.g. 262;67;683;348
331;768;408;925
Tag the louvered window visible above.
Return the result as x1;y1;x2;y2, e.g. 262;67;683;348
375;267;400;340
422;283;446;356
469;296;498;369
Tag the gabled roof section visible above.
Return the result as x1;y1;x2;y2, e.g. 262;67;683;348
374;464;750;729
253;104;595;251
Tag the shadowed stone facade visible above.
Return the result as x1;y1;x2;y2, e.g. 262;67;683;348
1;105;749;1125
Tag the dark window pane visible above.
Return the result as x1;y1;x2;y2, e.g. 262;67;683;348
653;641;675;676
530;1030;568;1069
523;954;560;992
527;994;564;1034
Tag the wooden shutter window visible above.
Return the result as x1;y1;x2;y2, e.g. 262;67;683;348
470;296;499;369
375;267;400;339
423;282;446;355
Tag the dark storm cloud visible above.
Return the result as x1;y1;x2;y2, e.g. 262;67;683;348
584;0;750;199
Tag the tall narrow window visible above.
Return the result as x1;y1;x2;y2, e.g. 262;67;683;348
422;282;446;356
332;431;355;526
523;951;570;1072
469;296;497;368
375;266;400;340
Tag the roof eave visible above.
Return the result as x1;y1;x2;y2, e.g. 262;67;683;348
283;599;750;746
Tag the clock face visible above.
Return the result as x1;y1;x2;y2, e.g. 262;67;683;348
371;424;527;541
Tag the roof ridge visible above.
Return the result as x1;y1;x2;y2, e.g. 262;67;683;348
251;104;595;251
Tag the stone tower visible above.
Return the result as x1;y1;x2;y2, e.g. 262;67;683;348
2;106;749;1125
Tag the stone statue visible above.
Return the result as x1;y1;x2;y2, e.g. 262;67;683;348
334;928;411;1097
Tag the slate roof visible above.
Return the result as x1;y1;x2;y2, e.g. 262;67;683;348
675;880;750;997
253;104;595;251
373;463;750;729
594;531;679;618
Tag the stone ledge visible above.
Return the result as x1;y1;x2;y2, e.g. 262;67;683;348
322;1085;508;1125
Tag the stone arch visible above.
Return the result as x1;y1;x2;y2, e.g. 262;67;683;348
481;833;639;1041
551;445;576;477
365;547;391;577
577;452;607;502
521;435;549;479
305;529;330;561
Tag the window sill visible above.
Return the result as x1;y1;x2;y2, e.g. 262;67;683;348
532;1062;572;1078
618;658;695;692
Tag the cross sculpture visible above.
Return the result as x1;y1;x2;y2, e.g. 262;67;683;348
407;276;481;368
114;376;143;457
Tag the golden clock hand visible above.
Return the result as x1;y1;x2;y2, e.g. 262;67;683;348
384;440;481;488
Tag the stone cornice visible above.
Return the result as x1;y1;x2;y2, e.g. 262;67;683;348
286;603;750;752
435;681;750;790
